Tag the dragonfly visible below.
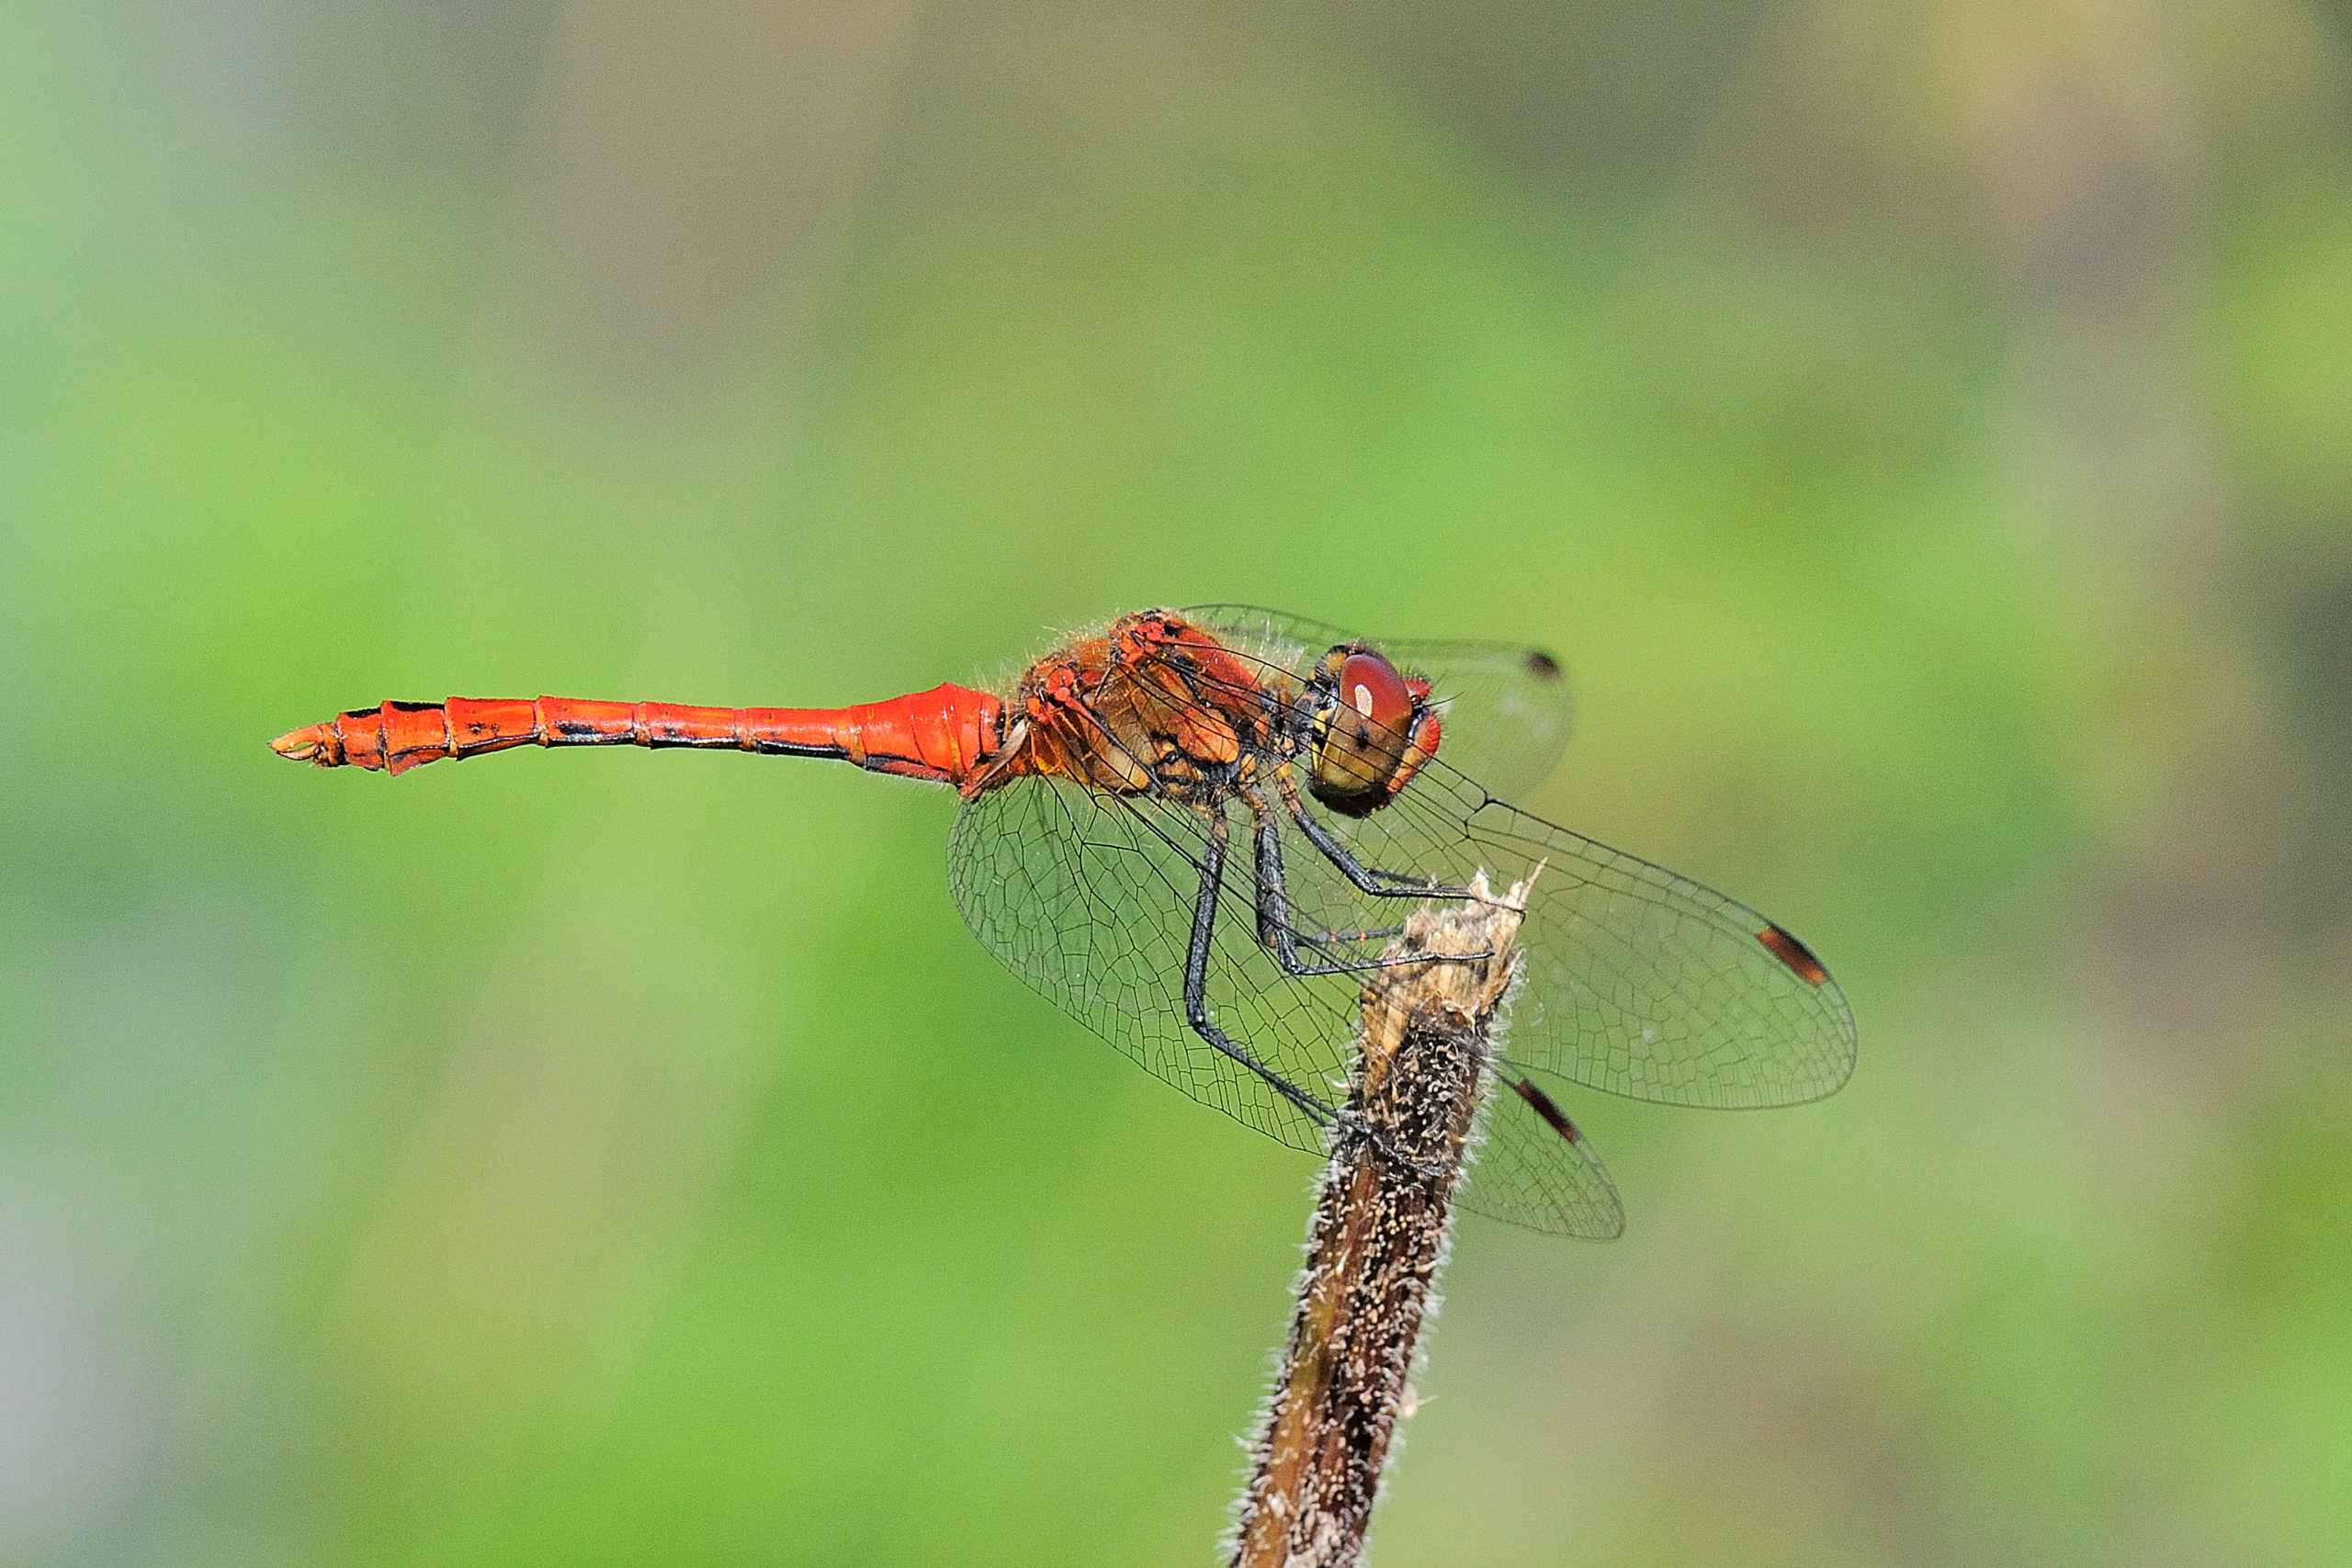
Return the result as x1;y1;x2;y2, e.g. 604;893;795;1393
270;605;1854;1236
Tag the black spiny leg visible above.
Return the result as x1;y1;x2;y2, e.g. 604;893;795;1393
1184;809;1340;1126
1250;796;1454;979
1277;769;1476;902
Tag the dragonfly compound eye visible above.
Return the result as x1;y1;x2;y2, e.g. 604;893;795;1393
1307;649;1420;815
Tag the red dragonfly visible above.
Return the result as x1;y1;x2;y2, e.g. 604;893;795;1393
272;606;1853;1236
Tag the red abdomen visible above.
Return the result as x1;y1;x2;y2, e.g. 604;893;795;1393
271;686;1003;784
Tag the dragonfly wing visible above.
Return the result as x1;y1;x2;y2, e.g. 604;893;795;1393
948;769;1630;1235
1485;801;1856;1108
946;774;1357;1156
1459;1075;1625;1238
1295;761;1857;1110
1182;604;1574;800
1177;604;1352;662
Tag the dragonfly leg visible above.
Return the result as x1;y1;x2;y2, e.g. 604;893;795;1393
1250;800;1479;978
1296;926;1406;947
1184;810;1341;1126
1277;769;1476;902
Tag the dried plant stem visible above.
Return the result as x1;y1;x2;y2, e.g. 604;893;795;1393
1230;870;1535;1568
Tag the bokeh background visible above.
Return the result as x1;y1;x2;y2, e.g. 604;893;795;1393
6;2;2350;1563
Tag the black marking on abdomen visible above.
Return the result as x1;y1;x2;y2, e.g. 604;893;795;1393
751;739;847;759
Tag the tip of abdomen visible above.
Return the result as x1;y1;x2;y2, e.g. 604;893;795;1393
270;723;344;765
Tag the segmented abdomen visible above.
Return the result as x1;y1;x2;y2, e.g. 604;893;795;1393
269;687;1002;782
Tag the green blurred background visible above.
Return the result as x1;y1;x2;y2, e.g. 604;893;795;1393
6;2;2350;1563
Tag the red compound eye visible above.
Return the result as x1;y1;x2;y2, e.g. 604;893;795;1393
1337;650;1414;738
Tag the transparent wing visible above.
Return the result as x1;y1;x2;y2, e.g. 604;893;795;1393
1174;613;1851;1101
947;773;1345;1157
1296;756;1859;1109
1470;1077;1623;1239
946;771;1633;1235
1183;604;1574;800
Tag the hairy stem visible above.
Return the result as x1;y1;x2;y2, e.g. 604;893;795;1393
1230;871;1534;1568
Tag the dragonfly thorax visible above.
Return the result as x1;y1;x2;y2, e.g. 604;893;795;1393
989;610;1282;804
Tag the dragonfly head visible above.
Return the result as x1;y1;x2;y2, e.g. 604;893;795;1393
1302;645;1440;816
